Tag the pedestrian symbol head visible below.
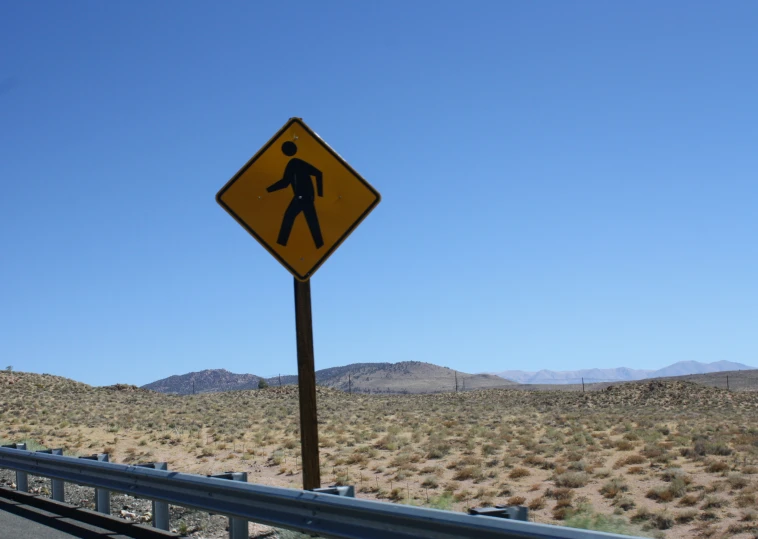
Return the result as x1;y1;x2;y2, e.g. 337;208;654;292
282;141;298;157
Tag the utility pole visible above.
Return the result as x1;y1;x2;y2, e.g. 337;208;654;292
279;374;282;387
582;378;585;393
192;381;195;395
455;371;458;393
348;374;352;395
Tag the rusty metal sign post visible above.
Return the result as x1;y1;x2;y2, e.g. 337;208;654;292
216;118;381;490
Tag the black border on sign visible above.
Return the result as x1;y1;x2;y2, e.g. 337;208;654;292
215;118;382;281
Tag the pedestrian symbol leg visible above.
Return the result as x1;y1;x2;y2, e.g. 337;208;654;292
303;204;324;249
277;200;303;247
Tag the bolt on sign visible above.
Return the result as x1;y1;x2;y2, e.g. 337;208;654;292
216;118;381;280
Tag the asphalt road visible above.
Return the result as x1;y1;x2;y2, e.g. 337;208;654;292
0;495;135;539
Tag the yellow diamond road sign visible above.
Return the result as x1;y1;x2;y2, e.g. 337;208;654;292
216;118;381;281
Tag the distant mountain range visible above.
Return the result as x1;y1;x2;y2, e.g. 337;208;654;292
141;360;756;395
493;360;755;385
141;361;517;395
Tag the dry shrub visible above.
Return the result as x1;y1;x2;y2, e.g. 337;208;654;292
528;496;546;510
681;437;733;458
454;466;483;482
388;487;404;501
727;473;749;490
421;475;439;489
426;442;450;459
660;467;689;482
614;440;635;451
523;454;554;470
509;467;531;479
646;486;676;503
345;452;368;466
600;478;628;499
630;506;651;523
675;509;698;523
652;511;674;530
593;467;611;478
641;445;664;459
705;460;730;473
700;495;726;509
554;471;589;488
507;495;526;505
613;454;645;468
735;491;756;508
481;443;498;456
678;493;700;507
613;496;636;511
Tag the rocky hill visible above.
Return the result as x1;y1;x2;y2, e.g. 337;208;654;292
140;369;261;395
142;361;517;395
271;361;518;394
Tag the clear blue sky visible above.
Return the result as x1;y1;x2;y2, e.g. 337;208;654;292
2;1;756;387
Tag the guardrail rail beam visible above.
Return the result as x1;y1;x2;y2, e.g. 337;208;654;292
0;445;645;539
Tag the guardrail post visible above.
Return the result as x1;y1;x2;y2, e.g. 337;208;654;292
135;462;170;530
1;443;28;492
469;505;529;521
79;453;110;514
36;449;65;501
210;472;248;539
312;485;355;497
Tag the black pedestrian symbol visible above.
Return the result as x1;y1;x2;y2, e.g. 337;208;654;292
266;141;324;249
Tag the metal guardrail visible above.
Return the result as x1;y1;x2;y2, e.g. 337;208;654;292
0;445;642;539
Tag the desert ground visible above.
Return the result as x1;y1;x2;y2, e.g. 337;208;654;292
2;370;758;538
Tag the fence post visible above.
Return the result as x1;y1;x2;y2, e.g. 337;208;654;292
209;472;248;539
36;449;64;501
1;443;28;492
79;454;110;514
727;376;729;391
135;462;170;530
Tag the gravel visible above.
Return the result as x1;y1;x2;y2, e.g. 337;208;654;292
0;469;298;538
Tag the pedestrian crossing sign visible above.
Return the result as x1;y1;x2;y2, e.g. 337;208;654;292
216;118;381;281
